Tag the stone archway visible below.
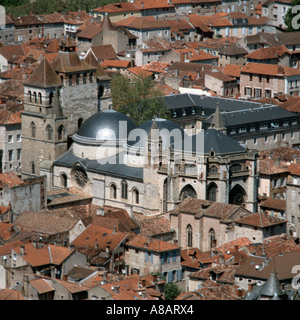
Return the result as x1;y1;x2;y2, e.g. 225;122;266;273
179;184;197;201
229;184;247;206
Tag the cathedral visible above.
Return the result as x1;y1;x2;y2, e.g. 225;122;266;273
21;39;258;216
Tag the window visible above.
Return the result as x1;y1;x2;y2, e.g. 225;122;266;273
31;162;35;174
38;92;42;104
69;75;73;86
31;122;36;138
133;189;139;204
121;180;128;199
58;125;65;141
187;224;193;247
249;75;253;81
46;125;53;140
28;91;32;102
260;122;268;130
245;87;252;96
76;74;80;85
17;149;21;160
49;92;54;105
8;135;13;143
60;173;67;188
17;134;21;142
254;88;262;98
265;89;271;98
110;184;117;199
8;150;13;162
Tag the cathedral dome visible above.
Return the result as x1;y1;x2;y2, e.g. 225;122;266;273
74;110;137;142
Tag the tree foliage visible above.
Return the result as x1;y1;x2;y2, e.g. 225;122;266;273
111;73;170;126
4;0;125;16
164;282;181;300
284;0;300;32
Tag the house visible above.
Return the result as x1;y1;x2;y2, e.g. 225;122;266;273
261;0;294;29
85;45;118;62
70;224;130;273
101;59;131;74
0;15;15;46
286;163;300;237
92;2;142;23
204;70;238;97
218;42;248;66
245;45;292;66
0;44;28;72
235;249;300;293
258;147;300;200
125;234;182;281
77;15;137;54
259;197;286;220
3;242;87;288
135;0;176;18
0;173;46;222
240;63;300;99
161;48;218;65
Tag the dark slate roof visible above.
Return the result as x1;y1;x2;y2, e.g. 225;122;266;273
128;118;185;150
204;105;298;128
184;128;245;155
75;110;137;141
54;149;143;181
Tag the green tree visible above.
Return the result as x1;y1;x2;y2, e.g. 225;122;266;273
111;73;170;126
284;0;300;32
164;282;181;300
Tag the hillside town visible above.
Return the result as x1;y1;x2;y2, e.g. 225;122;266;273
1;0;300;303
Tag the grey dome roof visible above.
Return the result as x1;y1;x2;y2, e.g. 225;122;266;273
75;110;137;141
127;118;185;150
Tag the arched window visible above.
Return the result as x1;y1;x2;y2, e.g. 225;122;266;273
187;224;192;247
28;90;32;103
209;228;216;250
60;173;67;188
110;183;117;199
49;92;54;105
76;73;80;85
46;125;53;140
31;162;35;175
230;163;242;173
207;182;218;202
83;73;87;84
208;165;218;174
89;73;93;83
121;180;128;199
179;184;197;201
30;122;36;138
33;92;37;103
133;189;139;204
38;92;42;104
58;125;65;141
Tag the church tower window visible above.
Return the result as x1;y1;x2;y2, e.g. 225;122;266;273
121;180;128;199
30;122;36;138
46;125;53;140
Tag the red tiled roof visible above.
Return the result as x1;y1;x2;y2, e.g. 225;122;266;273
222;64;241;78
0;172;24;189
235;211;286;228
241;62;300;77
245;45;290;60
135;0;174;9
0;110;21;125
126;234;180;252
260;198;286;211
94;2;140;13
128;66;153;78
101;59;131;68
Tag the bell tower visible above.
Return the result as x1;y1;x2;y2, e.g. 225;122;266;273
21;57;68;180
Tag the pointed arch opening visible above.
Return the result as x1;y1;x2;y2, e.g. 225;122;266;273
229;184;246;206
179;184;197;202
207;182;218;202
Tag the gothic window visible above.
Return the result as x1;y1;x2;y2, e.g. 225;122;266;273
49;92;54;105
209;228;216;250
121;180;128;199
230;163;242;173
187;224;192;247
58;125;65;141
46;125;53;140
133;188;139;204
60;173;67;188
28;91;32;103
30;122;36;138
33;92;37;103
207;182;218;202
38;92;42;104
208;165;218;174
110;183;117;199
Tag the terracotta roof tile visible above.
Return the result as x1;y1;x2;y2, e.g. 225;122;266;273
222;64;241;78
260;198;286;211
235;211;286;228
245;45;290;60
126;234;180;252
128;66;153;78
139;216;173;236
0;288;27;300
29;278;55;294
71;224;129;252
91;44;118;61
241;62;300;77
101;59;131;68
0;172;24;189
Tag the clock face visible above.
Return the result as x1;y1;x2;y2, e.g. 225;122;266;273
74;167;88;187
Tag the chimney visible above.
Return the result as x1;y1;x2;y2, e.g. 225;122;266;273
114;285;120;294
180;52;185;62
20;245;25;256
106;245;110;253
113;227;117;234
